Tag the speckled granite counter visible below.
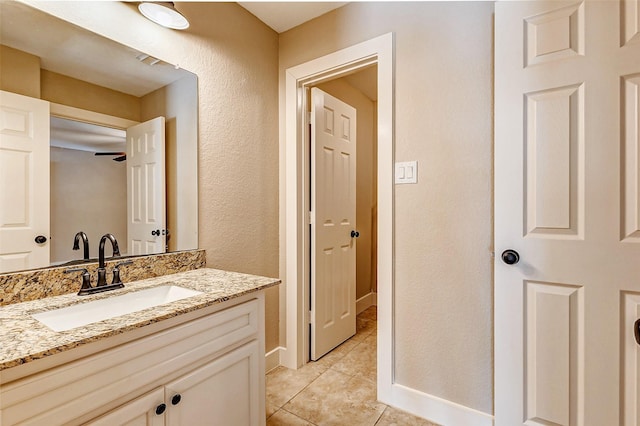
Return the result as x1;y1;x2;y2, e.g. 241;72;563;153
0;250;206;306
0;268;280;371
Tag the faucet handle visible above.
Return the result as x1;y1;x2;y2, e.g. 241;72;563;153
65;268;92;294
112;261;133;285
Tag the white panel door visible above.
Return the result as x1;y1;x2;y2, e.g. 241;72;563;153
495;1;640;425
126;117;166;256
310;87;357;360
0;90;50;273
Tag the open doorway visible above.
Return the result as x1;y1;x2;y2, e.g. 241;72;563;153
281;32;394;403
308;66;378;361
49;117;128;264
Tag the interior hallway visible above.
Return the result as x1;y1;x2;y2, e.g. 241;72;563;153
266;307;439;426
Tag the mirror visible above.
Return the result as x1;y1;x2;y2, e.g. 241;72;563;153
0;2;198;273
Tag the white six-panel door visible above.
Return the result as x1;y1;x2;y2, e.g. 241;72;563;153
310;87;357;360
0;91;50;273
495;1;640;425
126;117;166;256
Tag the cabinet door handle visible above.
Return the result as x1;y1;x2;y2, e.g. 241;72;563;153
171;394;182;405
155;403;167;415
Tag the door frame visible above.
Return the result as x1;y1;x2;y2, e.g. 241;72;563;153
281;32;394;402
50;103;138;130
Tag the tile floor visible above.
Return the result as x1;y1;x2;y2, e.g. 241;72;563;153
266;307;440;426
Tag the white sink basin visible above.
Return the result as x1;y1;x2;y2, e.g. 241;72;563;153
32;285;203;332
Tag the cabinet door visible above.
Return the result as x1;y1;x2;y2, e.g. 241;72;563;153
87;388;165;426
165;341;262;426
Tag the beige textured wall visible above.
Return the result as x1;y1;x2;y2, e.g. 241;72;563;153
316;78;377;300
0;45;40;97
50;147;127;263
41;70;140;121
280;2;494;414
141;75;199;253
27;1;280;352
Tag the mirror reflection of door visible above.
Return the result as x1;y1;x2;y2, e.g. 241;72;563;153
126;117;166;256
50;116;167;263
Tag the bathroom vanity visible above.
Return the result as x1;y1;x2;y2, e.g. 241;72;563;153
0;268;279;425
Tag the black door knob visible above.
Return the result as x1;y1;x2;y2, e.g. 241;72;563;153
151;229;160;236
501;249;520;265
351;230;360;238
34;235;47;244
634;319;640;346
171;394;182;405
155;403;166;415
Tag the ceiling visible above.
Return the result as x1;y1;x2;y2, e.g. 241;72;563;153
237;2;348;33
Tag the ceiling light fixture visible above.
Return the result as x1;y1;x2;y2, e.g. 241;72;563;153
138;2;189;30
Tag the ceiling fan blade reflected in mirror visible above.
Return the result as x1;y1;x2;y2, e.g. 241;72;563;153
94;152;126;162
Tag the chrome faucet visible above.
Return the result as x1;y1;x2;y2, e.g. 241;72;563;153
72;231;90;260
97;233;121;286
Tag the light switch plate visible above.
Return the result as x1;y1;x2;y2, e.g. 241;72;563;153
395;161;418;184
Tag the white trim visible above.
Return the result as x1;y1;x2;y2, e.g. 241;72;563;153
388;383;494;426
356;292;377;314
265;346;283;373
281;31;395;405
49;103;139;129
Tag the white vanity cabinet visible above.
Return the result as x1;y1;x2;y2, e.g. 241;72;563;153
90;341;261;425
0;293;266;426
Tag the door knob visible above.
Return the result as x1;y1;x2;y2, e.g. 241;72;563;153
34;235;47;244
351;230;360;238
151;229;160;236
634;319;640;346
155;403;166;415
501;249;520;265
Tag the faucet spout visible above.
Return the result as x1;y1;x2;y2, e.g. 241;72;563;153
72;231;90;260
98;233;121;269
97;233;121;287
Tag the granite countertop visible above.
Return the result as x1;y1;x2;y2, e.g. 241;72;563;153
0;268;280;371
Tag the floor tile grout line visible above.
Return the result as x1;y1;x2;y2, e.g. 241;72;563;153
280;407;319;426
279;367;337;410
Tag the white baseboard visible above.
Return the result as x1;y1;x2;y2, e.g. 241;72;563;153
265;346;283;373
356;292;377;314
386;383;494;426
